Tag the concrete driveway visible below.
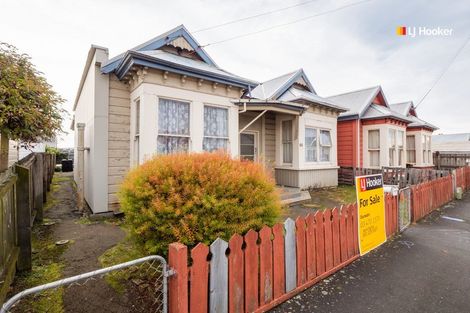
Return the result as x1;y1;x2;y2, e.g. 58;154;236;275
272;192;470;313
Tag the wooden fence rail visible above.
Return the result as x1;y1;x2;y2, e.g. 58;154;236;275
168;193;403;313
167;167;470;313
0;152;55;303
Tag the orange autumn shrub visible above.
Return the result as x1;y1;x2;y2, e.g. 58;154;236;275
119;152;281;255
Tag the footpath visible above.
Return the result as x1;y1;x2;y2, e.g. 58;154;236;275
273;192;470;313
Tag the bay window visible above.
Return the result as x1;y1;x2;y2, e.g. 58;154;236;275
320;130;332;161
368;129;380;167
133;99;140;165
305;127;317;162
397;130;404;166
203;105;229;152
388;129;396;166
422;135;427;163
157;98;190;154
304;128;331;162
407;135;416;163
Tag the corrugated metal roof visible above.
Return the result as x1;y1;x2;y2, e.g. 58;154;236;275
407;115;438;130
136;50;257;84
326;86;381;118
250;70;300;100
278;87;347;111
361;104;412;122
389;101;412;116
432;133;470;143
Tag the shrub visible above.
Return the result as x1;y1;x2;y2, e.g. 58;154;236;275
119;152;282;255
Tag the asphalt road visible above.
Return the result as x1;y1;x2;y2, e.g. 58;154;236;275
272;192;470;313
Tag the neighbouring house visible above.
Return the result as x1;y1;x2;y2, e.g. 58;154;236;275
432;133;470;153
389;101;438;168
326;86;412;170
237;69;346;188
72;25;346;214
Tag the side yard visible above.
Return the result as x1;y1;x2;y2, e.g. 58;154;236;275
5;172;148;312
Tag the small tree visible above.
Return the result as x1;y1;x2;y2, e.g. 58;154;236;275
0;42;64;170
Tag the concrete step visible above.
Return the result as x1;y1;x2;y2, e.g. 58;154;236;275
279;187;311;205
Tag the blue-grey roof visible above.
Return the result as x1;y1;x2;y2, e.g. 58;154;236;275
389;101;438;130
249;69;316;100
248;69;346;112
100;25;256;88
326;86;386;118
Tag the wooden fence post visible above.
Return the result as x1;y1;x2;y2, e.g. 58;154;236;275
15;165;32;271
168;243;188;313
33;153;44;222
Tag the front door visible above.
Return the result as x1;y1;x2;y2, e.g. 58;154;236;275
240;132;258;161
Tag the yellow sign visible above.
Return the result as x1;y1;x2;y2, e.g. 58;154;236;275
355;174;387;255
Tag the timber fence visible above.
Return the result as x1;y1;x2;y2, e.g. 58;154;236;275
0;153;55;304
167;166;470;313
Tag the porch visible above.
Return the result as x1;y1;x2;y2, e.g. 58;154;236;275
237;100;339;190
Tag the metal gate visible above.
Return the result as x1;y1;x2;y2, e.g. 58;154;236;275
1;255;171;313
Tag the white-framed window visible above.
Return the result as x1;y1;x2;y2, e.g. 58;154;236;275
133;99;140;165
397;130;404;166
203;105;229;152
388;129;396;166
422;135;427;163
282;120;293;164
305;127;318;162
320;130;332;162
427;135;432;164
406;135;416;164
157;98;190;154
368;129;380;167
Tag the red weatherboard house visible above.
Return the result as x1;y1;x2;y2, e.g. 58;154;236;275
326;86;412;169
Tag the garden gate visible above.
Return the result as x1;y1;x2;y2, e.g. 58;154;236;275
1;255;171;313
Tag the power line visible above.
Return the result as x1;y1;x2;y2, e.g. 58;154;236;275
416;35;470;108
199;0;374;48
193;0;319;33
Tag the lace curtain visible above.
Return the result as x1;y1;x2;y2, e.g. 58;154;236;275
305;127;317;162
203;106;228;152
157;98;190;154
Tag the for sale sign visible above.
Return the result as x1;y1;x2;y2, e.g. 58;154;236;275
355;174;387;255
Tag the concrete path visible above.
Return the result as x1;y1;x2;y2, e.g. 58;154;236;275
272;192;470;313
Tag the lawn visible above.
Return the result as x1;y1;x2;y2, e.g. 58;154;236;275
282;185;357;220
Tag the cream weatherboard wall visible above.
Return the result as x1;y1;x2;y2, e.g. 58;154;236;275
129;69;243;166
107;74;130;211
275;107;340;188
407;129;433;167
73;47;109;213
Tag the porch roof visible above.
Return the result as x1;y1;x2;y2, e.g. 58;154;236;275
234;99;307;115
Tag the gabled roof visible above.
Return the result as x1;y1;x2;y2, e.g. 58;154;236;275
246;69;346;113
100;25;257;88
389;101;414;117
389;101;437;130
101;25;216;73
326;86;388;119
362;104;412;123
249;69;316;100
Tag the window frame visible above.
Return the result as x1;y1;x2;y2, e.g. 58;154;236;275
202;104;230;152
406;135;416;164
157;97;191;155
282;119;294;164
304;127;318;163
368;129;380;167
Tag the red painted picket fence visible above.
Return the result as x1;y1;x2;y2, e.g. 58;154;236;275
385;193;398;238
455;166;470;192
410;175;453;222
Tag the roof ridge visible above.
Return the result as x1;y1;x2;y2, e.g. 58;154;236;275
326;85;381;98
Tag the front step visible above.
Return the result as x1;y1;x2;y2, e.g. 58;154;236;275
279;187;311;205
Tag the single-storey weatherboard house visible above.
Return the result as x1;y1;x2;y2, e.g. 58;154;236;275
72;25;346;214
389;101;438;168
327;86;413;170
